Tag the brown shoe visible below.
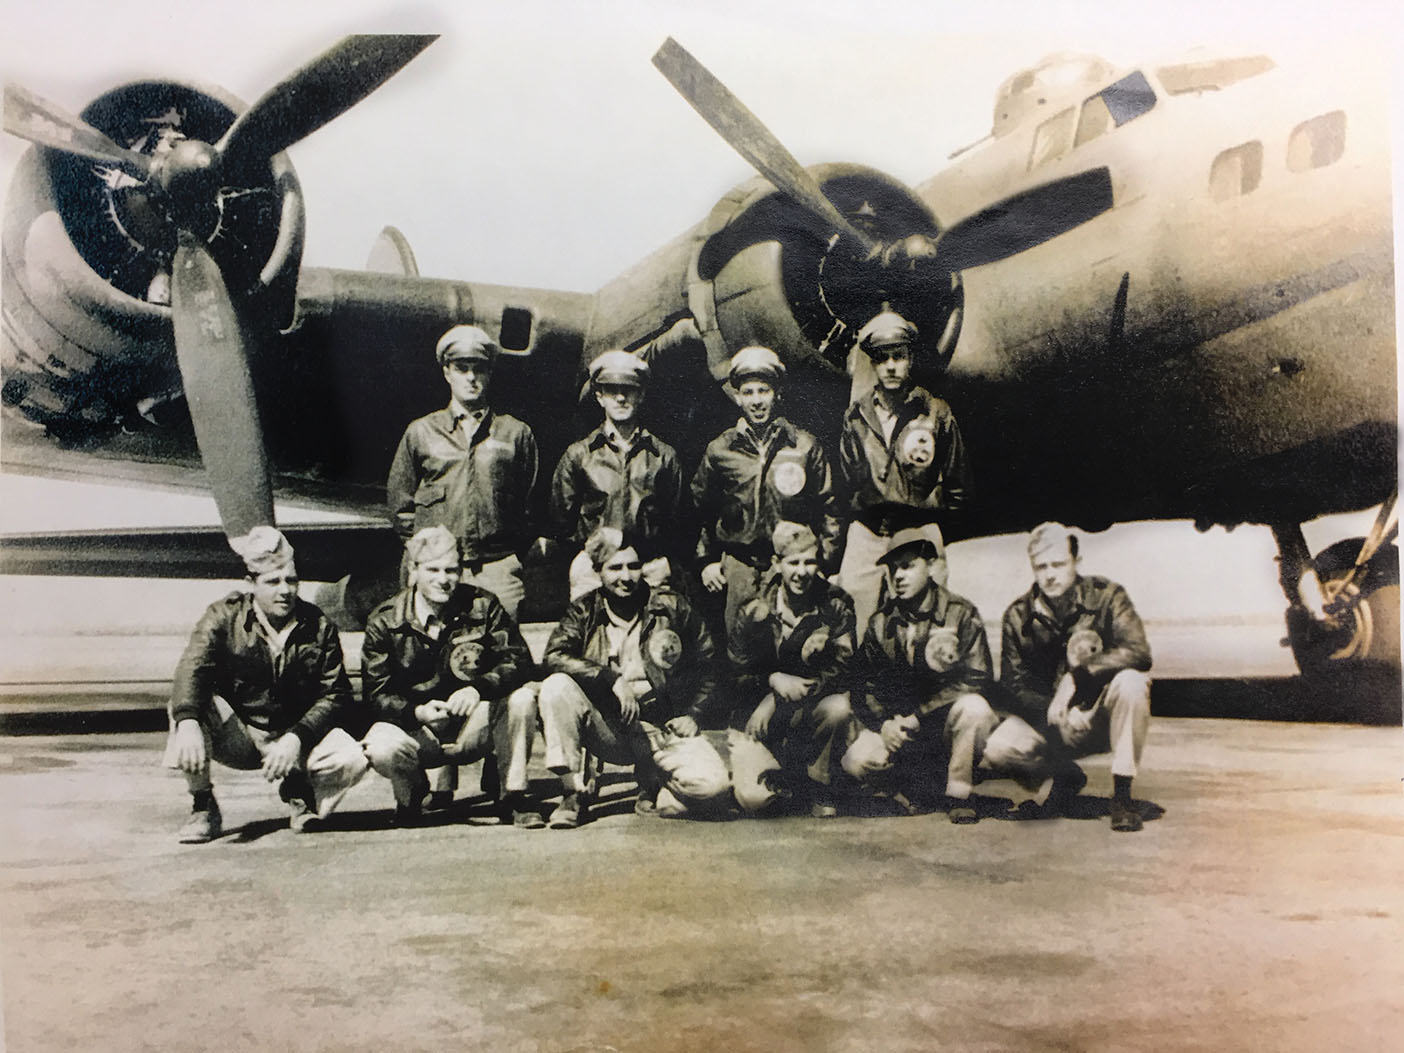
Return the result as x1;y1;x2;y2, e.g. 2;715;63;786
178;797;222;844
1110;798;1144;833
549;793;584;829
948;802;979;825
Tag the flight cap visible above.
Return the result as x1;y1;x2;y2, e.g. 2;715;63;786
407;525;461;566
230;526;295;577
771;521;818;559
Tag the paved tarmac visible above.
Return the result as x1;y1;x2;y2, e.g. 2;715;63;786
1;717;1401;1052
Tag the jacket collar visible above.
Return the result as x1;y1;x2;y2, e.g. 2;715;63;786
880;580;950;624
726;415;797;453
383;583;480;634
237;593;317;639
1027;577;1092;628
848;385;929;438
587;423;658;455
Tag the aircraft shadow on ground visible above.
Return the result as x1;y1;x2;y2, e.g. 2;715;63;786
1149;669;1401;725
3;671;1398;737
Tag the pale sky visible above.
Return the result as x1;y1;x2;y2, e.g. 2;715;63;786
3;0;1395;291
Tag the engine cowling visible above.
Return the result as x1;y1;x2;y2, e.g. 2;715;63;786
2;80;304;439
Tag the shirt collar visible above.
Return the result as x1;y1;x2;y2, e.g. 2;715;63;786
591;421;655;454
240;593;307;636
449;400;489;426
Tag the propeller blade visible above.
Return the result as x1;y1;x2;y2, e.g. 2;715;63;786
170;235;275;538
3;82;151;178
217;34;437;171
653;38;873;251
936;167;1115;272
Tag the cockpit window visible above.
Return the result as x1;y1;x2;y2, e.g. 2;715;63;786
1074;71;1157;148
1029;70;1158;169
1029;107;1077;170
1156;56;1275;94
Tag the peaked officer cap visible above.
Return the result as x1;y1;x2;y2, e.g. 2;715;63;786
728;346;785;386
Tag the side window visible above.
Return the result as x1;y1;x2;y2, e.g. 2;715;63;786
1028;107;1076;171
1075;70;1157;148
1209;142;1264;201
1288;111;1346;172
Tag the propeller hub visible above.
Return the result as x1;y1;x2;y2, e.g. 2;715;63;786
152;138;219;202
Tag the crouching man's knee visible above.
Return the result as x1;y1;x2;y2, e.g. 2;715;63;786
841;729;891;780
504;683;539;722
1106;669;1151;712
362;721;420;777
538;672;586;717
948;693;998;733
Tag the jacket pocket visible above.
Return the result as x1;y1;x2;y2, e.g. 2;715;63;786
415;482;447;508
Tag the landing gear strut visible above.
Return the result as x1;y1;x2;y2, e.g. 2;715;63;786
1271;493;1400;676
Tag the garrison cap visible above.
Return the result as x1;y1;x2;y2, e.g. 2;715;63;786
876;524;945;567
1028;521;1078;559
588;350;650;388
230;526;295;577
584;526;630;570
771;521;818;559
436;325;498;365
728;346;785;386
406;525;460;566
857;310;919;355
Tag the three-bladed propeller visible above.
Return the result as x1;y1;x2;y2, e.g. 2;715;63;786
653;37;1114;313
4;34;437;541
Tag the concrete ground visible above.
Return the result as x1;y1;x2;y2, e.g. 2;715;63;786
2;715;1401;1052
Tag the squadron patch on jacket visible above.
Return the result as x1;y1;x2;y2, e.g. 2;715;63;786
445;636;486;681
925;626;961;673
899;425;937;469
1065;628;1104;668
771;459;807;497
647;629;683;671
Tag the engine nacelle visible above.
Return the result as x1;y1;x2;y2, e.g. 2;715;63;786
2;80;304;439
588;162;964;453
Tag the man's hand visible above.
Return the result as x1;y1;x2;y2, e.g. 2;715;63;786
1047;676;1073;729
414;701;453;736
1062;705;1094;738
665;714;699;738
701;561;726;593
745;696;777;740
613;678;641;725
769;671;816;703
880;715;917;753
261;732;302;782
444;685;480;718
171;719;207;774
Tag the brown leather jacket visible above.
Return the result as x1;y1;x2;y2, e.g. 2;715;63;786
169;593;352;745
999;575;1152;727
852;582;992;733
543;584;717;727
362;583;535;731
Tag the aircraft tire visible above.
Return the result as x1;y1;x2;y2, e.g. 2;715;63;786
1285;538;1400;677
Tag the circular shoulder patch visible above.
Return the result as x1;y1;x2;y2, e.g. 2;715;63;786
647;628;683;671
899;425;937;469
446;639;485;681
771;460;807;497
